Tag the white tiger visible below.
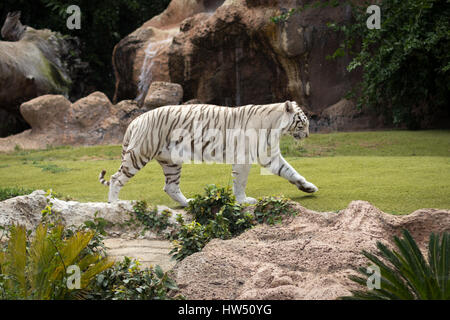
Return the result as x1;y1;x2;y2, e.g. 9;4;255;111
99;101;318;206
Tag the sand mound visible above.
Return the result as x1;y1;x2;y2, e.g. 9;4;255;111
171;201;450;299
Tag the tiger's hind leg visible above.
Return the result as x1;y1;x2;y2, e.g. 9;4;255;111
157;160;191;207
232;164;257;204
106;149;150;203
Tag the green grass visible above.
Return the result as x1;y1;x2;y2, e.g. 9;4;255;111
0;130;449;214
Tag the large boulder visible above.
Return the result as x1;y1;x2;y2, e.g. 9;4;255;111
0;11;85;137
309;99;385;132
143;81;183;110
0;92;144;152
112;0;362;117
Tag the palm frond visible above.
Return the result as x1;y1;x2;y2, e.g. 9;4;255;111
28;224;57;299
80;257;114;288
360;249;415;299
5;225;27;296
0;223;114;300
60;230;95;267
341;229;450;300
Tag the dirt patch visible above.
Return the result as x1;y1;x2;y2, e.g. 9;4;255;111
104;238;176;271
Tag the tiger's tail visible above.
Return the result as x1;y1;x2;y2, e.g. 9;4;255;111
99;170;110;186
99;121;134;188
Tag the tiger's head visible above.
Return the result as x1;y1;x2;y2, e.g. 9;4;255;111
282;101;310;140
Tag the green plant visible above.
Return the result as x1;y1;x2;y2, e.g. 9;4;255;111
253;196;296;225
329;0;450;128
170;221;210;262
187;184;254;236
187;185;238;224
132;200;176;238
0;223;113;300
170;185;255;261
42;189;108;258
341;229;450;300
88;256;182;300
273;0;450;128
65;212;110;258
82;212;109;237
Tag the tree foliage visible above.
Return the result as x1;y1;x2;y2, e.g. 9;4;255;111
330;0;450;128
274;0;450;128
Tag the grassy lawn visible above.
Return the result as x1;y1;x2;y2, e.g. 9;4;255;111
0;130;449;214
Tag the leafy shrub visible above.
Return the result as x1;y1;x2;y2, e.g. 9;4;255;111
88;256;182;300
329;0;450;128
273;0;450;128
253;196;295;225
187;185;238;224
132;200;176;239
186;184;254;236
66;212;110;258
0;187;35;201
0;223;113;300
171;186;300;261
341;229;450;300
170;221;210;262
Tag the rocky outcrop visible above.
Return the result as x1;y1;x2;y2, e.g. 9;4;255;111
0;190;187;270
143;81;183;110
0;92;144;152
172;201;450;299
112;0;222;105
112;0;366;127
309;99;385;133
0;190;187;238
0;12;86;137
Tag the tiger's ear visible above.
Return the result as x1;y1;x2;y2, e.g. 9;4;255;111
285;101;295;113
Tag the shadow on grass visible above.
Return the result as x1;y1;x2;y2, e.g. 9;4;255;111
289;194;318;202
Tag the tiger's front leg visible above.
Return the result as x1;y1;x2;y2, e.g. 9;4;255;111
232;164;257;204
157;160;192;207
260;155;318;193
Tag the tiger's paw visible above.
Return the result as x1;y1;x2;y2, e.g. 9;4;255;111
299;182;318;193
237;197;257;205
179;198;194;207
